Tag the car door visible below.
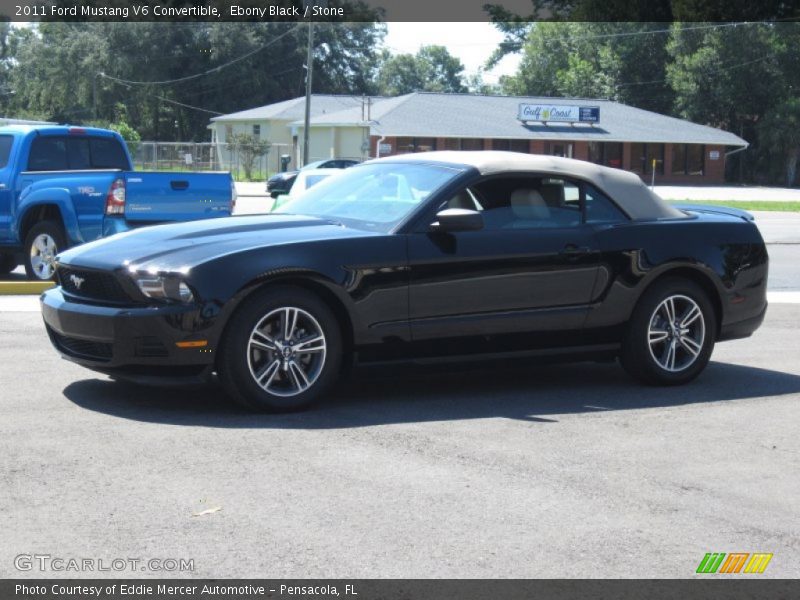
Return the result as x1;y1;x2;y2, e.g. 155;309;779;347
407;174;600;346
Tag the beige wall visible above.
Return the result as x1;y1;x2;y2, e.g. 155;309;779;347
294;125;369;164
210;118;294;171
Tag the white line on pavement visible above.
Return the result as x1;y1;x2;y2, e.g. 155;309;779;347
0;295;40;311
768;291;800;304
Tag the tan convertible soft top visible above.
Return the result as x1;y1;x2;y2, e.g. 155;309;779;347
371;151;684;220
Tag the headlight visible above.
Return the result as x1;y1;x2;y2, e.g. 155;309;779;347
131;272;194;303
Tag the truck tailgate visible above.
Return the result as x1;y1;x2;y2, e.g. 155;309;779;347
124;172;232;223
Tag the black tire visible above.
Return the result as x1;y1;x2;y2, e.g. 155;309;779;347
217;285;343;412
0;252;18;275
23;221;67;281
620;277;717;386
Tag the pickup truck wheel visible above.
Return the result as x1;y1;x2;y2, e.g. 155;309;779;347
217;286;343;412
0;253;18;275
620;277;716;386
24;221;66;281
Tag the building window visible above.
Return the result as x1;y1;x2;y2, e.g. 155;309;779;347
493;139;530;153
252;124;261;138
414;137;436;152
224;125;233;141
671;144;686;175
395;137;415;154
631;143;664;174
444;138;460;151
395;137;437;154
588;142;623;168
687;145;704;175
460;138;484;151
441;138;484;151
671;144;704;175
509;139;530;153
545;142;573;158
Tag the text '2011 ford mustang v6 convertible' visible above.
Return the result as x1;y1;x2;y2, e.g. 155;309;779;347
41;152;768;411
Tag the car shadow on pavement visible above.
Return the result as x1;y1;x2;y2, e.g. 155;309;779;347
62;359;800;429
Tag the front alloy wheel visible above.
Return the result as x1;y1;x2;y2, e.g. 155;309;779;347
24;221;67;281
218;286;342;411
247;307;327;397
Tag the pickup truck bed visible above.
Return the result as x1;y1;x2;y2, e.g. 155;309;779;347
0;125;234;279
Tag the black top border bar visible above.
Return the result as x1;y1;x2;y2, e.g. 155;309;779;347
2;0;800;23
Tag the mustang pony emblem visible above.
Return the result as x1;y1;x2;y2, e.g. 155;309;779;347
69;274;85;290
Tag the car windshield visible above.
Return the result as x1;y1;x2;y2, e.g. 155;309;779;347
274;162;463;232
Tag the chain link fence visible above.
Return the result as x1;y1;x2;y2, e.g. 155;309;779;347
131;142;293;181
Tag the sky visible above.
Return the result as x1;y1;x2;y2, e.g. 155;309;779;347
384;22;522;85
12;21;524;87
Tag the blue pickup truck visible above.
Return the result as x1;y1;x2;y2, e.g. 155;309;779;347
0;125;234;279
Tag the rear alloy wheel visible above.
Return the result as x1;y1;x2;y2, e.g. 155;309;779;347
24;221;66;281
621;278;716;385
647;295;705;373
218;286;342;411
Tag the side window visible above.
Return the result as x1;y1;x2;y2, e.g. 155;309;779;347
0;135;13;168
89;138;130;169
470;176;582;230
444;187;483;211
27;137;68;171
584;184;627;224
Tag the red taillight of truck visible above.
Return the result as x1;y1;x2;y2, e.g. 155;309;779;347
105;178;126;216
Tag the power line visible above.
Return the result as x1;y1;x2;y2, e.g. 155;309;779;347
103;77;223;114
178;65;306;99
614;55;774;89
100;24;303;87
485;20;777;57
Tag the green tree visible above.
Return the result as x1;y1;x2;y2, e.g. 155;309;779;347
7;16;385;141
665;22;786;182
501;22;674;114
377;45;467;95
756;98;800;186
229;133;271;181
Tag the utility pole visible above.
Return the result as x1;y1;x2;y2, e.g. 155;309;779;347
302;20;315;167
93;72;105;120
93;73;99;119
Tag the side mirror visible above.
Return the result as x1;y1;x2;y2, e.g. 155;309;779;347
430;208;484;232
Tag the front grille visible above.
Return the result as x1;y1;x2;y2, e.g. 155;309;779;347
48;328;113;362
58;267;130;303
134;336;169;358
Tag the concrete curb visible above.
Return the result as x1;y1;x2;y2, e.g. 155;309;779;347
0;281;55;295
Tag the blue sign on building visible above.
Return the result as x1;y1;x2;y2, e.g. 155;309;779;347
579;107;600;123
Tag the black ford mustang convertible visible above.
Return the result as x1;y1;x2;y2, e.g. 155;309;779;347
41;152;768;411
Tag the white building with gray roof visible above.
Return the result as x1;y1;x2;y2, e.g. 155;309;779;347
209;92;747;183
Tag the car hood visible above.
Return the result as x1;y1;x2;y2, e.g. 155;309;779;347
57;214;376;273
268;171;298;181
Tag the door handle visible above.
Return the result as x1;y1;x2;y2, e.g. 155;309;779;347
560;244;592;256
170;180;189;191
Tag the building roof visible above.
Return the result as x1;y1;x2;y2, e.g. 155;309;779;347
366;150;684;220
209;95;380;123
287;92;747;148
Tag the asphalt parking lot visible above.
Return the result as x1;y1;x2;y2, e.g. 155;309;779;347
1;211;798;579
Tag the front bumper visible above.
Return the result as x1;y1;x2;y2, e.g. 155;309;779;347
41;287;217;382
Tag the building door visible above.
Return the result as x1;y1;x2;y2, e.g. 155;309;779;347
546;142;573;158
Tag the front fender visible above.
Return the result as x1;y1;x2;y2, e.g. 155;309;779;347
15;187;82;245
